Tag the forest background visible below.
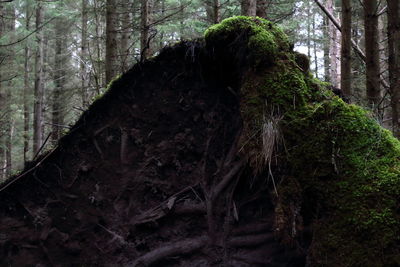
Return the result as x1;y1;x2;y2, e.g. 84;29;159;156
0;0;399;180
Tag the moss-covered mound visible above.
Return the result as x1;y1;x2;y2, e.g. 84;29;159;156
205;16;400;266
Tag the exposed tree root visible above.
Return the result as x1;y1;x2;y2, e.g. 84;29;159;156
232;222;273;236
128;236;208;266
229;233;275;247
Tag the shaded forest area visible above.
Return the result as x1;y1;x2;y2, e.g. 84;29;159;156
1;0;400;180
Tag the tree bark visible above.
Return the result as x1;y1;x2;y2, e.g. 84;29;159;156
212;0;220;23
33;0;44;155
364;0;381;107
5;3;15;177
340;0;351;98
119;0;132;73
326;0;340;88
52;16;68;143
256;0;268;18
105;0;119;84
93;0;104;94
81;0;88;107
241;0;256;16
323;16;330;82
140;0;151;60
0;4;5;179
312;9;319;79
24;2;31;163
388;0;400;136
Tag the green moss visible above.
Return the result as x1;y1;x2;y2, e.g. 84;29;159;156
280;99;400;266
205;16;290;65
206;17;400;266
91;74;122;104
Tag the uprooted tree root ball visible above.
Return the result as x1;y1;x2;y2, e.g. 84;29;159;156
1;16;400;266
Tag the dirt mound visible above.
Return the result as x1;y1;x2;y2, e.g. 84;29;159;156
0;25;304;267
2;16;400;266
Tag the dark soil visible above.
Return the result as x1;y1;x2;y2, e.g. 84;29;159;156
0;41;306;266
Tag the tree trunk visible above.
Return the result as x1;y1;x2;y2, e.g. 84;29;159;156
388;0;400;136
326;0;340;88
364;0;381;107
5;4;15;177
140;0;151;60
24;2;31;163
241;0;256;16
312;9;319;79
81;0;89;107
340;0;351;98
159;0;165;49
52;17;67;143
93;0;104;94
212;0;220;23
33;0;45;155
0;4;4;180
256;0;268;18
323;16;330;82
106;0;118;84
306;0;311;59
120;0;132;73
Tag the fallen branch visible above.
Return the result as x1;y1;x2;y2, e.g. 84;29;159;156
128;236;208;266
129;184;199;225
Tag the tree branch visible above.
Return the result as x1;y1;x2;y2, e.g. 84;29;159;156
314;0;389;89
0;17;55;47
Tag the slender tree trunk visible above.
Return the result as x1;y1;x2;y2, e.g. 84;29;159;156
307;0;311;59
159;0;165;49
206;0;220;24
241;0;256;16
5;4;15;177
93;0;103;94
212;0;220;23
323;16;330;82
0;4;4;180
52;17;67;143
312;9;319;79
81;0;88;107
327;0;340;88
105;0;118;84
24;3;31;163
388;0;400;136
340;0;351;98
256;0;268;18
140;0;150;60
180;0;186;41
364;0;381;107
120;0;132;72
33;0;44;155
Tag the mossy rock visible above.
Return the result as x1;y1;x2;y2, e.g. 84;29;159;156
209;17;400;266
